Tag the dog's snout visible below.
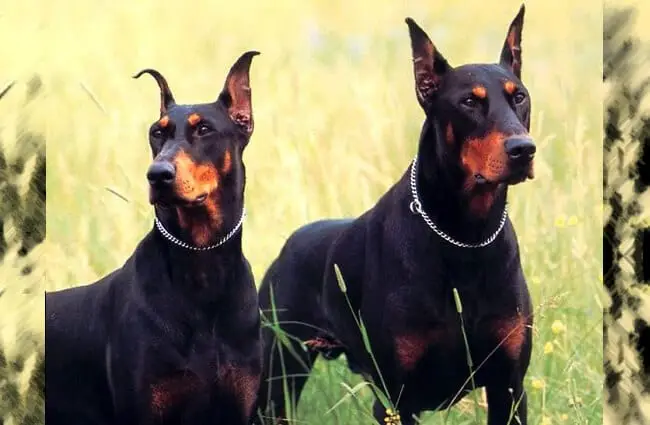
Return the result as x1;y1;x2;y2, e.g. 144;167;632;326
147;161;176;186
504;137;536;161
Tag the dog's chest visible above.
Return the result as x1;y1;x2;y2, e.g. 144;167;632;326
393;313;527;366
388;286;527;375
138;330;254;420
147;362;257;420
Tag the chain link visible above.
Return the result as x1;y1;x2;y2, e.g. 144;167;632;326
408;156;507;248
154;208;246;251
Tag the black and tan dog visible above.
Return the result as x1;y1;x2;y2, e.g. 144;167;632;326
46;52;261;425
256;6;534;425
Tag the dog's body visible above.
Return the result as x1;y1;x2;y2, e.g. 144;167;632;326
256;7;534;425
46;232;259;425
46;52;262;425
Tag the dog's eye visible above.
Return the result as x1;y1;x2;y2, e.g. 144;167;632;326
197;124;212;136
151;128;163;139
461;97;478;108
513;92;526;104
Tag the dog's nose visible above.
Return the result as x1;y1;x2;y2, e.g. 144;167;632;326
504;137;536;161
147;161;176;186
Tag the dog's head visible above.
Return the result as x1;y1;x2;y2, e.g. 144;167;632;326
135;51;258;246
406;5;534;213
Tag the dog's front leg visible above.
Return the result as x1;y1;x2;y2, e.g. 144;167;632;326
216;357;262;425
485;377;527;425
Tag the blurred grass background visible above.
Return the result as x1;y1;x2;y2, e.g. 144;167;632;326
2;0;602;423
611;0;650;40
604;0;650;424
0;74;47;425
0;4;48;415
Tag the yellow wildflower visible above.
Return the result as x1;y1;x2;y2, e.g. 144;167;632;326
531;378;545;390
544;341;554;354
551;320;566;335
384;408;400;424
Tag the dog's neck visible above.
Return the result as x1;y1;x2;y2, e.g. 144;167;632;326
154;199;244;248
150;181;246;297
414;119;508;246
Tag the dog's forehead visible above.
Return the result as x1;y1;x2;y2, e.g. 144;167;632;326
164;103;228;125
447;64;521;90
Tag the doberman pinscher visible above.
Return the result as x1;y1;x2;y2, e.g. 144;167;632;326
256;6;534;425
46;51;262;425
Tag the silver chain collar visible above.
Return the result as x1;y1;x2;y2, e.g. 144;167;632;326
154;208;246;251
408;156;507;248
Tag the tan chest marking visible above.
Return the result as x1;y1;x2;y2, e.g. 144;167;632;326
491;315;528;360
395;329;448;371
150;373;200;416
218;363;260;417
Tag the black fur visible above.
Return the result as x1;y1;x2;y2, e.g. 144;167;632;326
255;7;534;425
46;52;262;425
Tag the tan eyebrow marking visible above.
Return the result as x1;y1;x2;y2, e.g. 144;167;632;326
504;80;517;94
187;113;201;126
158;115;169;127
472;85;487;99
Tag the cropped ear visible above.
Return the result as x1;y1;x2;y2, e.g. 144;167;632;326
133;69;176;116
405;17;452;110
217;51;260;136
499;4;525;79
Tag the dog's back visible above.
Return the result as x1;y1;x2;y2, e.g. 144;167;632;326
260;219;352;309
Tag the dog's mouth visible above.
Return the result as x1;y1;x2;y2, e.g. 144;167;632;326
474;173;490;185
178;193;208;207
149;188;209;209
474;165;534;186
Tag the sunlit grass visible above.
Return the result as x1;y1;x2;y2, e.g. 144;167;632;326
1;0;602;423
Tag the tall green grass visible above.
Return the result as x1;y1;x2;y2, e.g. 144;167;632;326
0;0;603;423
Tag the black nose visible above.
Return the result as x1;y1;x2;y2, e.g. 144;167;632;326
504;137;536;161
147;161;176;186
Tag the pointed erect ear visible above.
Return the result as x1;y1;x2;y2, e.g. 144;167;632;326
133;69;176;116
499;4;525;79
217;51;260;135
405;17;452;110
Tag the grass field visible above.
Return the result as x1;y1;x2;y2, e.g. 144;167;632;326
611;0;650;41
603;1;650;424
2;0;602;423
0;77;46;423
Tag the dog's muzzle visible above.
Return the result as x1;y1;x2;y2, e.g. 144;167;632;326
147;161;176;204
504;137;536;162
504;136;535;180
